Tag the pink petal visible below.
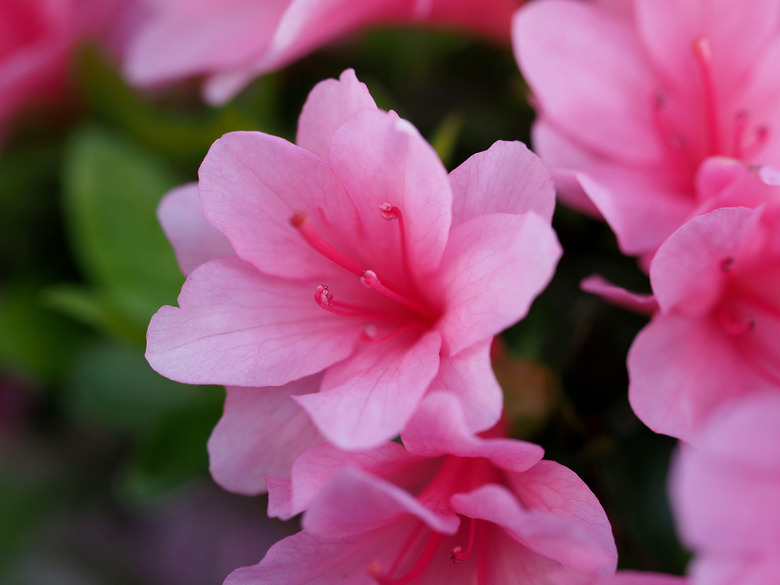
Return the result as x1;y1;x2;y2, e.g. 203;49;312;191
581;275;658;315
634;0;780;92
157;182;233;276
426;340;504;434
303;467;459;538
327;109;452;283
436;212;560;356
513;0;660;164
650;207;756;314
197;130;361;281
295;69;377;161
448;140;556;226
207;376;324;495
146;256;360;387
124;0;286;86
267;441;425;520
295;331;442;449
451;475;616;572
690;557;780;585
627;314;774;440
402;391;543;472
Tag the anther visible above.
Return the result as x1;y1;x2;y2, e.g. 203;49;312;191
379;202;398;221
720;257;734;272
450;518;477;563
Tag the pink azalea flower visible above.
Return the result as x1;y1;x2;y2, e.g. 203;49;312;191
0;0;121;143
628;202;780;440
224;392;618;585
513;0;780;258
146;69;561;451
670;393;780;585
123;0;523;104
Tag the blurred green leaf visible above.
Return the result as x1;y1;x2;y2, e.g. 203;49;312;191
60;125;184;343
118;394;223;504
62;339;200;433
0;283;88;380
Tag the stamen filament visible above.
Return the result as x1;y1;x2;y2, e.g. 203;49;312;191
361;322;426;344
369;531;445;585
692;37;722;155
450;517;477;563
361;270;433;319
291;212;364;276
315;286;408;322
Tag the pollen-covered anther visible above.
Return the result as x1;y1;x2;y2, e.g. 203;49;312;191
315;285;333;306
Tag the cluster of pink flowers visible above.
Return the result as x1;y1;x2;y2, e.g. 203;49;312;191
85;0;780;582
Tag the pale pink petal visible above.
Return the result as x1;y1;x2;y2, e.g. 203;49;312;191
451;479;616;572
650;207;756;314
223;523;419;585
448;140;556;226
531;122;603;216
157;183;233;276
627;314;774;440
634;0;780;91
426;340;504;434
581;275;658;315
124;0;287;86
694;158;779;214
197;130;360;281
690;557;780;585
267;441;427;519
303;467;459;537
402;391;543;472
295;331;442;449
436;212;560;356
146;256;360;387
295;68;377;160
513;0;660;164
327;109;452;282
207;376;324;496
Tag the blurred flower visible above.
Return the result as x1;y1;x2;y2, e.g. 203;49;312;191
226;392;618;585
122;0;523;104
670;392;780;585
0;0;119;143
146;69;560;452
628;201;780;440
513;0;780;259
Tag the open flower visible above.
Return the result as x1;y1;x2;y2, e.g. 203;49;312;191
670;392;780;585
124;0;523;104
513;0;780;258
225;392;618;585
146;69;561;451
628;202;780;440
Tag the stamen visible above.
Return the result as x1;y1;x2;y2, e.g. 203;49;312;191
361;270;433;319
361;322;426;344
692;37;722;155
291;211;364;276
314;286;408;322
450;518;477;563
733;111;748;159
368;531;444;585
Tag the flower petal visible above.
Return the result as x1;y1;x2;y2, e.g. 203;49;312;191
146;256;360;387
157;182;233;276
198;130;361;281
295;331;442;449
436;212;560;356
448;140;556;226
207;376;324;496
295;69;377;160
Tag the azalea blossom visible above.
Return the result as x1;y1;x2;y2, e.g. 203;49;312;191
146;69;561;451
225;392;619;585
628;202;780;440
513;0;780;258
670;392;780;585
124;0;523;104
0;0;117;143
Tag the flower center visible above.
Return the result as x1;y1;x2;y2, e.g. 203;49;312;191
291;203;438;341
652;37;769;190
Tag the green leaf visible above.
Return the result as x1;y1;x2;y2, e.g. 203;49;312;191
61;125;184;343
